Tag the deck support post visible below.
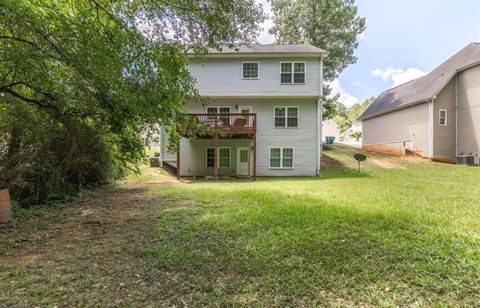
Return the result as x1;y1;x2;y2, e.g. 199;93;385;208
176;141;180;180
214;136;219;181
253;133;257;181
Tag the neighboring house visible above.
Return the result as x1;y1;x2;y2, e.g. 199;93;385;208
161;44;326;178
322;119;341;141
339;122;362;143
360;42;480;164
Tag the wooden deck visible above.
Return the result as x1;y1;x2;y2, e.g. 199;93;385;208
188;113;256;137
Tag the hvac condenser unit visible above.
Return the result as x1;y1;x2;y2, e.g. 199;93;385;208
456;156;475;166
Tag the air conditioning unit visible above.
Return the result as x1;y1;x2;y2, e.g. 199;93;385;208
457;156;475;166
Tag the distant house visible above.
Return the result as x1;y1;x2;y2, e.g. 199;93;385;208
360;42;480;164
340;122;362;143
322;119;341;141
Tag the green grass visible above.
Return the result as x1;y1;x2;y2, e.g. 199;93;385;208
1;145;479;306
145;146;480;306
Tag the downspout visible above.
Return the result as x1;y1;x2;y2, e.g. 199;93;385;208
428;99;433;159
455;73;458;158
317;56;324;175
429;97;435;159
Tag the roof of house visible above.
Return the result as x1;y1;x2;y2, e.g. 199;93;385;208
188;44;326;57
360;42;480;120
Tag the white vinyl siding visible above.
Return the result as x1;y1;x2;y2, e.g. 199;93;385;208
269;147;294;169
242;62;259;79
275;106;298;128
439;109;447;126
188;58;321;97
281;62;305;84
206;147;231;168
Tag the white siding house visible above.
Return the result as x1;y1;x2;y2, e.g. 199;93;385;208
361;42;480;164
161;44;326;178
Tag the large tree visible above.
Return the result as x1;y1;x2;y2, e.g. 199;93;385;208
270;0;366;82
0;0;265;204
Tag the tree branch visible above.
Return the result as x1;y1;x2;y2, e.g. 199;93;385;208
0;35;39;48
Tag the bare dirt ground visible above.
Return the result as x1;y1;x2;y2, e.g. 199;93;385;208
0;181;190;306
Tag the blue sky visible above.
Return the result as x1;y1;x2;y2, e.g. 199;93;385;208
256;0;480;106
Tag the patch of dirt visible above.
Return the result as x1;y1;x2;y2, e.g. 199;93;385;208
0;180;191;306
369;158;403;169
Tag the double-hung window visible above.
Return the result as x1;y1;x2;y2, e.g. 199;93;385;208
274;107;298;128
281;62;305;84
269;148;294;169
206;147;231;168
242;62;259;79
439;109;447;126
207;106;231;126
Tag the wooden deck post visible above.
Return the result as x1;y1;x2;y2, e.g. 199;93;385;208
176;141;180;180
214;136;219;180
253;133;257;181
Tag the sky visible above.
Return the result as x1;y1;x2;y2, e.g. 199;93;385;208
255;0;480;106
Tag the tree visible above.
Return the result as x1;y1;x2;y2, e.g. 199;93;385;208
270;0;366;82
332;97;375;132
0;0;265;205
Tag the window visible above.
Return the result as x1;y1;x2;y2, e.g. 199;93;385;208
206;147;231;168
206;148;215;167
269;148;294;169
274;107;298;128
206;106;231;126
242;62;259;79
281;62;305;84
219;148;231;168
439;109;447;126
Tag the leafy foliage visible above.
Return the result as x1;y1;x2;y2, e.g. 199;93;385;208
0;0;265;205
332;97;374;131
270;0;366;82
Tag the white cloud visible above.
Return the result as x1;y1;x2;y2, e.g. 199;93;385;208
328;79;360;107
371;66;427;87
255;0;275;44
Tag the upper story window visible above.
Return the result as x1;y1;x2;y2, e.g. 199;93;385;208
242;62;259;79
281;62;306;84
439;109;447;126
274;106;298;128
207;106;231;126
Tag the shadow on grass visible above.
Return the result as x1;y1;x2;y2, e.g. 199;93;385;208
144;188;479;306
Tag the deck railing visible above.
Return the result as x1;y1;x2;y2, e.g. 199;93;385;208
188;113;256;134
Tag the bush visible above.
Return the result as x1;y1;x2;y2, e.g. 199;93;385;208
0;103;134;206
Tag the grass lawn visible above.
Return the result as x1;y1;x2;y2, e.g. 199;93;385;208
1;144;479;306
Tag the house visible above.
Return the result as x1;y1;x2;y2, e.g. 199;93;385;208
322;119;341;141
161;44;326;179
339;122;362;143
360;42;480;164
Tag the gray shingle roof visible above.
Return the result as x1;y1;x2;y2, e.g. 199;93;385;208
360;42;480;120
189;44;326;56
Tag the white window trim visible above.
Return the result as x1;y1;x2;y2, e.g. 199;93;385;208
206;106;231;113
242;62;260;80
439;109;447;126
205;147;231;168
274;106;299;128
269;147;295;169
280;61;306;85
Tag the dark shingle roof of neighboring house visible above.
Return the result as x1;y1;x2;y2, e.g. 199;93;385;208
188;44;326;57
360;42;480;120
